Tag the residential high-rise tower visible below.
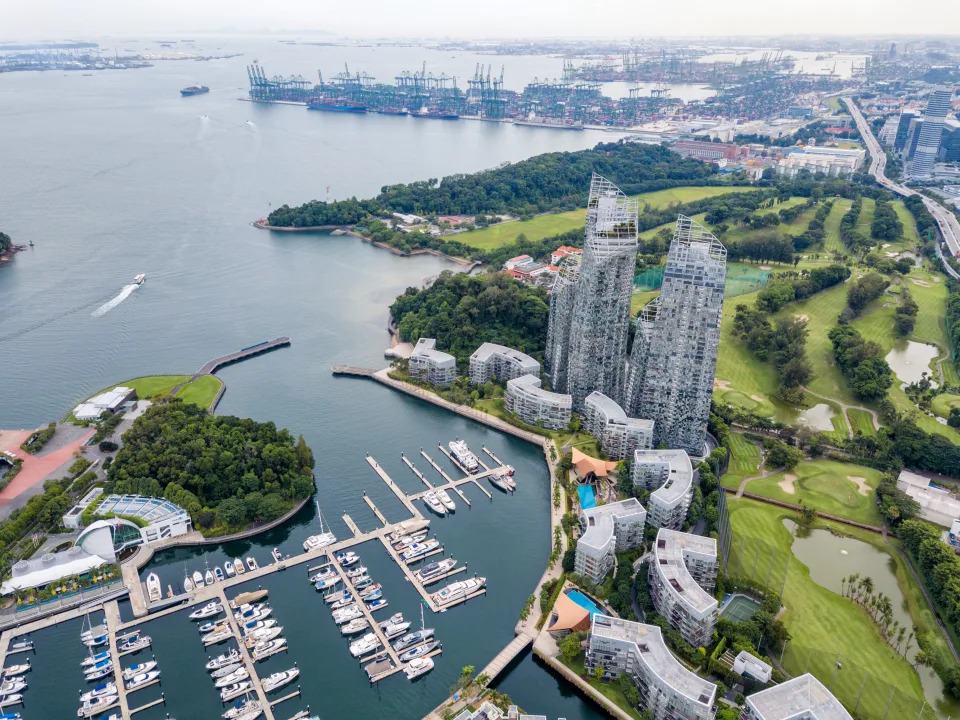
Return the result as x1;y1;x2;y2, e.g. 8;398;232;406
911;86;953;177
626;215;726;455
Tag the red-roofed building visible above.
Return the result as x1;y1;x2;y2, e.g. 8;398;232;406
551;246;583;265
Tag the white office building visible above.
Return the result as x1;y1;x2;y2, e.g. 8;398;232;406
583;391;654;461
743;673;852;720
62;487;106;529
586;614;717;720
91;494;194;549
73;386;137;421
733;651;773;684
775;147;866;178
575;498;646;583
409;338;457;387
649;529;718;647
632;449;696;530
505;374;572;430
469;343;540;385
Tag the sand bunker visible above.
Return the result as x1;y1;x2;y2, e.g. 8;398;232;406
714;378;732;391
778;474;797;495
848;476;871;496
750;395;766;403
910;278;932;287
759;265;772;270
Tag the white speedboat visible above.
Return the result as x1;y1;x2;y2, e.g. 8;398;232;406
341;618;370;635
82;651;110;668
415;558;456;583
251;638;286;661
400;640;439;662
145;573;162;603
436;488;456;511
125;670;160;690
381;620;411;639
189;601;223;620
121;661;156;681
117;635;151;653
393;628;435;652
192;570;204;588
448;440;480;472
205;649;240;671
215;667;249;688
215;566;225;582
240;618;276;637
233;558;245;575
404;657;434;680
224;560;236;578
346;565;368;580
220;681;252;702
203;627;232;645
84;664;113;681
205;568;216;585
244;627;282;648
335;551;359;567
245;557;258;572
332;606;362;624
133;273;146;284
261;667;299;693
432;576;486;606
222;699;261;720
0;680;25;696
303;501;337;552
210;662;242;679
423;492;446;516
1;662;30;677
401;538;440;561
79;682;116;703
77;693;117;717
349;633;381;657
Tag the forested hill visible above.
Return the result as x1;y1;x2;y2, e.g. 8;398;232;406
390;271;549;366
267;141;717;227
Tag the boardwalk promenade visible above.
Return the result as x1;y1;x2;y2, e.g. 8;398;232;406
169;337;293;404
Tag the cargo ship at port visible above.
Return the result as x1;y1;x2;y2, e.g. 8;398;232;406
513;116;584;131
307;97;367;113
412;107;459;120
376;108;409;116
180;85;209;96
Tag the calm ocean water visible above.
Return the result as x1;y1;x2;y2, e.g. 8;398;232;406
0;37;608;720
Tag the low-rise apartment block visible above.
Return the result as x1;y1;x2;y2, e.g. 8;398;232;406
575;498;646;583
632;449;696;530
742;673;852;720
409;338;457;387
469;343;540;385
586;614;716;720
649;529;718;648
504;374;572;430
583;391;654;461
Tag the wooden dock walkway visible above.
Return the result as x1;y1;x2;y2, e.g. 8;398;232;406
365;455;423;519
481;446;505;467
215;586;276;720
103;600;132;720
362;494;388;526
479;631;534;683
401;454;433;489
377;535;439;612
421;449;456;484
342;513;362;537
129;696;166;716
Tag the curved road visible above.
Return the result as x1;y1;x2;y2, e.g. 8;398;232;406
844;97;960;279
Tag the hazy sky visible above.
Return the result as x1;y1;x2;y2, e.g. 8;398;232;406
3;0;956;40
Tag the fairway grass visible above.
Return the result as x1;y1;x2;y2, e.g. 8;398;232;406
847;408;876;436
722;433;762;490
745;459;883;525
728;498;926;715
457;186;759;250
175;375;224;410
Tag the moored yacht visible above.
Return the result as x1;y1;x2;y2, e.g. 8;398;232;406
145;573;162;603
431;576;486;606
400;640;439;662
323;588;350;605
79;681;117;703
340;618;370;635
210;662;242;679
303;501;337;552
214;667;249;689
245;557;258;572
1;661;30;677
192;570;204;588
423;491;446;516
404;657;434;680
121;661;156;681
233;558;245;575
206;649;240;671
189;601;223;620
415;558;456;583
401;538;440;561
335;551;359;567
448;440;480;473
380;619;411;638
392;627;435;652
224;561;236;578
261;667;299;693
348;633;381;657
393;531;428;551
125;670;160;690
436;488;456;511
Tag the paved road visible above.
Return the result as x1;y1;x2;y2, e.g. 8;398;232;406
844;97;960;278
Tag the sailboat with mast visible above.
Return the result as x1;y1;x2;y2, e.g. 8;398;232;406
302;501;336;552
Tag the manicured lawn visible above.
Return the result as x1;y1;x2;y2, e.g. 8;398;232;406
174;376;224;410
847;408;876;436
931;392;960;420
560;652;645;720
630;290;658;316
722;433;762;490
721;197;813;245
457;186;760;250
728;498;926;716
821;198;850;255
746;460;883;525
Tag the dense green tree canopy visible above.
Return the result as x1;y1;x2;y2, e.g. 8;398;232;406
108;399;315;530
0;232;11;252
391;271;549;367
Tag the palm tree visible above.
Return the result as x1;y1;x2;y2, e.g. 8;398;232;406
862;576;874;598
841;575;848;597
896;627;907;655
847;572;861;599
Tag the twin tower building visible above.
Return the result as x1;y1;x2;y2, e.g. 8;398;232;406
545;174;727;456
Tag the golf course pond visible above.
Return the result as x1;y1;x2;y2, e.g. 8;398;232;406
886;340;940;386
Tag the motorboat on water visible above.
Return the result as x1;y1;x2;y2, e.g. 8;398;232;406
349;633;381;657
1;662;30;677
261;667;299;693
122;661;157;682
335;551;359;567
303;501;337;552
436;488;456;511
206;649;240;671
214;667;249;689
84;664;113;681
365;597;387;610
205;568;216;585
126;670;160;690
220;681;252;702
388;519;430;543
133;273;146;285
423;492;446;516
448;440;480;473
340;618;369;635
415;558;456;583
381;619;411;638
234;603;271;622
362;588;383;602
309;567;337;583
198;620;222;633
83;633;108;648
203;627;232;645
404;657;434;680
240;618;276;637
323;588;350;604
210;662;242;679
189;601;223;620
245;557;258;572
393;531;428;550
488;473;512;492
330;594;355;610
82;650;110;668
332;605;362;624
0;680;25;696
271;547;283;563
234;558;246;575
378;612;403;628
193;570;205;588
401;538;440;561
222;699;261;720
244;626;282;648
79;682;116;703
313;576;340;591
432;576;486;606
251;638;286;661
393;628;435;652
358;583;381;598
352;575;373;588
224;560;236;578
77;693;118;717
346;565;368;579
145;573;162;603
400;641;439;662
80;623;107;640
215;566;225;582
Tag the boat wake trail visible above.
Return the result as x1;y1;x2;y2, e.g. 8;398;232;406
91;283;138;317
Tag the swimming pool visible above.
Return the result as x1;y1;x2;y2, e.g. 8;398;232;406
566;589;603;617
577;485;596;510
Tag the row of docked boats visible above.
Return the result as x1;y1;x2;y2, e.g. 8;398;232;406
77;616;156;718
447;440;517;492
0;656;29;711
178;556;261;595
422;488;456;516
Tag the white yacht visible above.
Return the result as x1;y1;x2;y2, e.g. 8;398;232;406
79;682;117;703
436;489;456;511
224;560;236;578
404;657;434;680
448;440;480;473
240;619;276;637
251;638;286;661
400;640;439;662
203;627;232;646
432;576;486;606
210;662;242;679
261;667;299;693
215;667;249;689
192;570;204;588
340;618;369;635
423;492;446;516
335;551;359;567
82;651;110;668
244;627;282;648
245;557;258;572
205;649;240;671
220;681;252;702
393;531;428;550
303;502;337;552
233;558;246;575
401;538;440;561
121;661;157;682
1;661;30;677
345;565;368;580
349;633;381;657
222;699;261;720
78;693;118;716
392;627;435;652
323;588;350;605
415;558;456;583
145;573;162;603
0;680;25;696
125;670;160;690
380;619;411;638
189;602;223;620
332;605;362;624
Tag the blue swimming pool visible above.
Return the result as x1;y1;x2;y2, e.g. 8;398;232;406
566;589;603;617
577;485;596;510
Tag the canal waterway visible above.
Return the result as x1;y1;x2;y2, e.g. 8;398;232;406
0;37;610;720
